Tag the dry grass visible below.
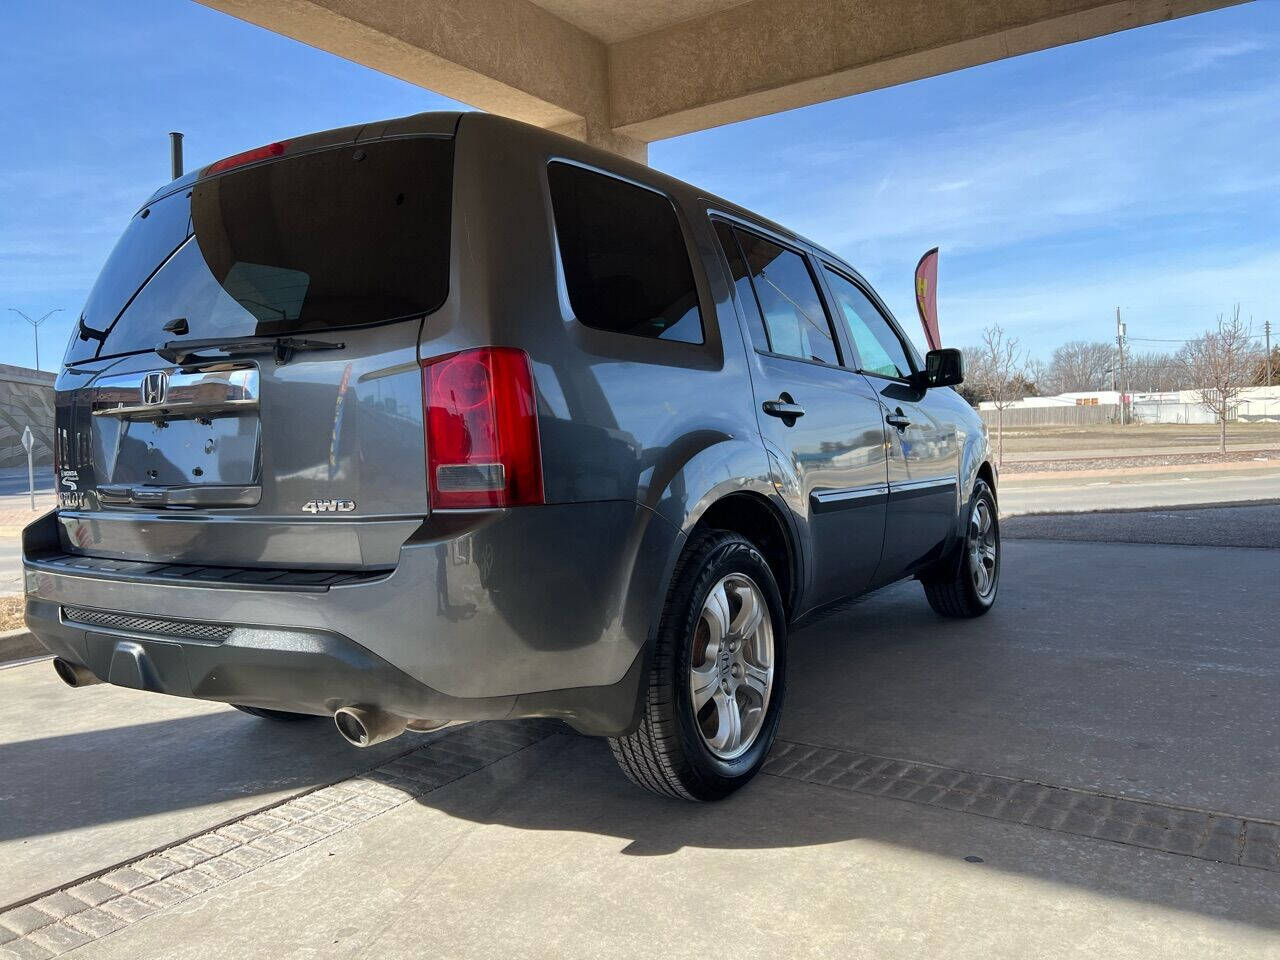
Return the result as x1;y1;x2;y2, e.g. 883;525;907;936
0;595;25;632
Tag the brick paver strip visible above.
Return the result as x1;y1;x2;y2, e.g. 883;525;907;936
765;739;1278;870
0;719;560;959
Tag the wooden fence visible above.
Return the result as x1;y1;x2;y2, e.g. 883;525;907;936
978;404;1120;428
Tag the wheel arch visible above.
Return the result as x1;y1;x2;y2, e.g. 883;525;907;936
608;439;799;738
976;460;996;498
688;491;799;621
954;405;996;541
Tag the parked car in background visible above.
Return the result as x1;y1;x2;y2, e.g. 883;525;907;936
24;112;997;800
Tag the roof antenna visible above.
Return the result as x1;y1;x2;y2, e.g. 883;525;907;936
169;131;184;180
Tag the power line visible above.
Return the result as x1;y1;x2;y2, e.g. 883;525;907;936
1126;334;1272;344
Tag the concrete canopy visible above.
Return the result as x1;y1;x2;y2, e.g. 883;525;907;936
198;0;1247;162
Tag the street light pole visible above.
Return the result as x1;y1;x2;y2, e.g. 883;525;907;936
7;308;63;371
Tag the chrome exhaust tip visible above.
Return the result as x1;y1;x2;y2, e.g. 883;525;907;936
334;706;407;748
53;658;102;688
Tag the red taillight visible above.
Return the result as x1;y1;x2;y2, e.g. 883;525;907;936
421;347;544;509
204;140;287;176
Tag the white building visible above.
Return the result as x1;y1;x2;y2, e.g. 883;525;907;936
978;391;1120;411
1131;386;1280;424
980;386;1280;423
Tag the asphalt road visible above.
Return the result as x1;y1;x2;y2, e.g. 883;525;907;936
1003;501;1280;548
2;512;1277;958
1000;466;1280;515
0;471;52;498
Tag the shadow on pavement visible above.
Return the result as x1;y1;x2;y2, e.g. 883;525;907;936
4;537;1277;930
396;534;1280;930
0;710;405;844
406;729;1280;933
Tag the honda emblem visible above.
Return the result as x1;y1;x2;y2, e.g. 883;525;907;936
141;371;169;406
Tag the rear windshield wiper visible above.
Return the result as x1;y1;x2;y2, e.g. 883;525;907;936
157;336;345;366
78;316;108;342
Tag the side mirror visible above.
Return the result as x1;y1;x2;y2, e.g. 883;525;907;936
922;348;964;388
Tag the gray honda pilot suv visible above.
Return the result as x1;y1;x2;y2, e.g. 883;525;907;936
24;112;998;800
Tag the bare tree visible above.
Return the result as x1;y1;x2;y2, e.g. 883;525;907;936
1042;340;1114;394
1024;358;1050;396
1177;305;1258;453
1126;350;1188;392
966;324;1028;467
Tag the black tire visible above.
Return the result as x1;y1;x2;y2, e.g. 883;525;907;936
231;704;314;722
922;478;999;618
609;530;787;801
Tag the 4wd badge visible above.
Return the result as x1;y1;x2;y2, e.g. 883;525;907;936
302;498;356;514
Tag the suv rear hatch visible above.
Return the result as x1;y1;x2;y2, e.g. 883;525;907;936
55;127;456;570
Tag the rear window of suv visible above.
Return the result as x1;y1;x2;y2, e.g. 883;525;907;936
65;137;454;364
547;162;703;345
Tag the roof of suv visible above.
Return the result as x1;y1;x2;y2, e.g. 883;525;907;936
140;111;466;211
137;109;869;313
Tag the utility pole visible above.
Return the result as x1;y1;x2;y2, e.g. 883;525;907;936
7;308;62;371
1266;319;1273;388
1115;307;1129;425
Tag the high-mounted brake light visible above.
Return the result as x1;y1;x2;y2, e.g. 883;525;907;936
203;140;288;176
421;347;544;509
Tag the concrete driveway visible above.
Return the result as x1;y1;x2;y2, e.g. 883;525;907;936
2;506;1278;958
0;676;420;907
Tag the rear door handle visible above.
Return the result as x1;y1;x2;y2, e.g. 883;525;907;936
886;413;911;430
762;399;805;419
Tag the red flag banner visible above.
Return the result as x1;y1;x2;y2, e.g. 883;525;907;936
914;247;940;351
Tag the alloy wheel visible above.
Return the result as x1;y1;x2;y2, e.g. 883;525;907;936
689;573;774;760
968;498;998;599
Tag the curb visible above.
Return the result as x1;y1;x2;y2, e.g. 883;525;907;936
0;627;45;665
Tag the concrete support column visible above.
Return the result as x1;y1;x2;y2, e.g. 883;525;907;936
547;118;647;165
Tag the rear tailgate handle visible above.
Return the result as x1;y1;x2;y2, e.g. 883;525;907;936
94;485;262;508
91;366;259;422
96;485;134;505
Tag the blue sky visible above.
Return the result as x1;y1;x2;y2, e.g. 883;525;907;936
2;0;1277;369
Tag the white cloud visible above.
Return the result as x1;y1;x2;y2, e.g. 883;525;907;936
937;247;1280;356
1167;37;1272;74
657;57;1280;357
774;81;1279;264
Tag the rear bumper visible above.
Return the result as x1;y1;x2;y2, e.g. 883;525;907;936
25;595;502;720
22;503;681;736
25;595;645;733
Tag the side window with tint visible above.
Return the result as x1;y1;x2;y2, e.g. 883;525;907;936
717;225;838;365
712;221;770;352
548;162;703;344
823;269;913;379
